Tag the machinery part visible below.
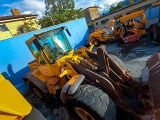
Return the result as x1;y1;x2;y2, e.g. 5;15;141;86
67;84;116;120
141;52;160;119
88;36;100;46
119;10;146;25
149;22;160;43
0;74;46;120
87;10;146;46
80;59;98;71
93;39;99;46
60;74;85;103
23;73;49;94
26;79;51;103
24;27;159;119
74;107;95;120
153;29;160;43
22;107;46;120
109;54;125;69
119;24;126;39
71;45;152;117
67;59;137;116
149;24;157;40
123;34;141;43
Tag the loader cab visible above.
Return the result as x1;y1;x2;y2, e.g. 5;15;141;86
26;27;72;65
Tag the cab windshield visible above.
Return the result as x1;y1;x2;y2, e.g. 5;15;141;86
28;28;72;64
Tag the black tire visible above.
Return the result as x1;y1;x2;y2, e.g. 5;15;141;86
109;54;125;69
149;24;155;40
26;80;51;103
67;84;116;120
22;107;46;120
154;29;160;43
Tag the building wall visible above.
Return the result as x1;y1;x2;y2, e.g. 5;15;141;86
88;0;159;31
0;18;89;94
83;7;100;22
89;8;100;21
0;18;40;40
83;10;91;23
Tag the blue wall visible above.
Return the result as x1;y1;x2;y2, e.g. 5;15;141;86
0;18;89;94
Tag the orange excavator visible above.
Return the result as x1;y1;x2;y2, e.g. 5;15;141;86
87;10;147;45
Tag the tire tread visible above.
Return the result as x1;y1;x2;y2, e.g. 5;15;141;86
68;84;116;120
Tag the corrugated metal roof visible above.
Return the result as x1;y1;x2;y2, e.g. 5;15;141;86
0;14;38;21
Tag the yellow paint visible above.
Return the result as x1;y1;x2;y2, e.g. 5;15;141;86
27;60;39;70
45;77;59;94
67;75;80;85
119;10;146;24
0;74;32;120
59;70;72;78
0;18;40;40
88;10;147;45
25;31;94;95
27;48;86;95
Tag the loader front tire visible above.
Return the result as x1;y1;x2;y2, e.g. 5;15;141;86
67;84;116;120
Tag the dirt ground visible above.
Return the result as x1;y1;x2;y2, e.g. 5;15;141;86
26;37;160;120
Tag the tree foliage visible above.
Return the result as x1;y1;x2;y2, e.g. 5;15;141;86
39;0;83;28
128;0;134;5
16;20;38;35
109;1;124;13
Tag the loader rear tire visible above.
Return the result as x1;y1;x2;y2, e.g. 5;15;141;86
26;80;51;103
67;84;116;120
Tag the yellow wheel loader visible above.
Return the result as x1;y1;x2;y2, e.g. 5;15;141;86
87;20;116;46
87;10;147;45
23;26;160;120
0;74;46;120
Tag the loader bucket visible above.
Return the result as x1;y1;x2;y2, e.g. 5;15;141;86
144;52;160;119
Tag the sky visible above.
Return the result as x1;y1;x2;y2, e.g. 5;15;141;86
0;0;122;18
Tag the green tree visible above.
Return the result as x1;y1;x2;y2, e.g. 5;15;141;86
109;3;117;13
39;0;83;28
116;1;124;9
128;0;134;5
109;1;124;13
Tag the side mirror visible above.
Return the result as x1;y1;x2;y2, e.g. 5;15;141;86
65;28;71;36
62;26;71;36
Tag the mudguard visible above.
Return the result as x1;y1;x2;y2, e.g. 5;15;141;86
23;71;49;93
60;74;85;103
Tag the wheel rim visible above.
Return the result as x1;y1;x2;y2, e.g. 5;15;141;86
33;88;43;98
94;40;98;45
74;107;95;120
